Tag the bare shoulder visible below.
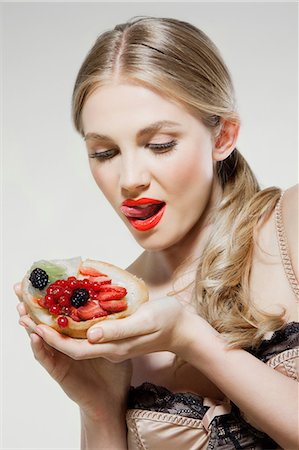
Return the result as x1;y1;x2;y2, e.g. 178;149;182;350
281;184;299;280
249;185;298;319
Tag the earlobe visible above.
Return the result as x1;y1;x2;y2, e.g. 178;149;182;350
212;120;240;161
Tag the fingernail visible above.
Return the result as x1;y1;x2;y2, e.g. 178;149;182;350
88;327;103;342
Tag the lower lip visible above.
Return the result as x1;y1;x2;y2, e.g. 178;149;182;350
127;204;166;231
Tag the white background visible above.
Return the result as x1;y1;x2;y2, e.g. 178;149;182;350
2;1;298;449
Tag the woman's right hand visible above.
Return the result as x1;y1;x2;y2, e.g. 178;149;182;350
14;283;132;421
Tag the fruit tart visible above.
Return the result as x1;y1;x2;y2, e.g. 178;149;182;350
21;257;148;338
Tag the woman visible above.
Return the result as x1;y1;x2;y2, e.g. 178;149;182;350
15;16;298;449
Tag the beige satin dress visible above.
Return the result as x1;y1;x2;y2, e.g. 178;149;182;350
126;193;299;449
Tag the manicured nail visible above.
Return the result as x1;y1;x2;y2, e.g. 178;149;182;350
88;327;103;342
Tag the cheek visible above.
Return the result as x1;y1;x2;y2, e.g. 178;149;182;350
161;146;213;196
89;163;117;202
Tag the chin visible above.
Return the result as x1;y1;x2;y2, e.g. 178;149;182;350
131;229;187;252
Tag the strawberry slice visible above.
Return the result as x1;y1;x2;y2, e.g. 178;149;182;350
77;301;108;320
69;307;81;322
89;276;112;285
79;267;108;277
99;300;128;313
100;284;126;292
97;286;127;302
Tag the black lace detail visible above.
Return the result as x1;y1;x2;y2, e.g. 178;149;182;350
247;321;299;362
127;383;278;449
127;322;298;449
128;382;208;420
208;411;277;449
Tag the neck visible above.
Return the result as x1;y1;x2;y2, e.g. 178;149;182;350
141;179;222;287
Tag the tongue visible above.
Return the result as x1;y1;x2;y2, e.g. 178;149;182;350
121;204;163;219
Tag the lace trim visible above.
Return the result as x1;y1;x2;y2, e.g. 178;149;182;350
275;191;299;301
266;348;299;380
127;386;278;449
127;382;208;420
248;321;299;361
128;413;147;450
267;347;299;368
127;409;205;428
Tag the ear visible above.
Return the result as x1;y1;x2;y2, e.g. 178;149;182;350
212;120;240;161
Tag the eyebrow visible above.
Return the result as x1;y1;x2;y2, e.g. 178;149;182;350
83;120;181;142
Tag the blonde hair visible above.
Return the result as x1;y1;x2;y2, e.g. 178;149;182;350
71;16;285;349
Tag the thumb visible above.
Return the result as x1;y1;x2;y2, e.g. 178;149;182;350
87;316;146;344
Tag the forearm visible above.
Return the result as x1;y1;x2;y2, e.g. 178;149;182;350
80;409;128;450
178;312;299;449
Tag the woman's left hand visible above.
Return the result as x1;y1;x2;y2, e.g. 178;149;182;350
31;296;205;362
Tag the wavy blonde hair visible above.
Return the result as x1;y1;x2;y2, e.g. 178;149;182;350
71;16;285;349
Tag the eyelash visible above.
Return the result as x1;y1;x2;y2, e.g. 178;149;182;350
89;140;178;162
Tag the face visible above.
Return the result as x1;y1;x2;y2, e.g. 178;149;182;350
81;83;216;251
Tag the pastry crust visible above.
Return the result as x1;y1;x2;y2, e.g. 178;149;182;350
21;258;149;338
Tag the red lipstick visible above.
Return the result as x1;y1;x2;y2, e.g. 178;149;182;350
120;198;166;231
122;198;163;206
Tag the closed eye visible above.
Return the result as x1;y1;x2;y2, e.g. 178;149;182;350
147;139;178;153
89;140;178;162
89;149;117;160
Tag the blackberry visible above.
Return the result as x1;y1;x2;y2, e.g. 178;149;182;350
29;268;49;290
71;288;89;308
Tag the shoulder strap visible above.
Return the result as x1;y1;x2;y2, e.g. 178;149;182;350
274;191;299;302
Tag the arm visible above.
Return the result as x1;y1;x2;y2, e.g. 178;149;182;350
33;295;298;449
80;409;128;450
176;186;299;449
15;293;131;450
177;312;298;450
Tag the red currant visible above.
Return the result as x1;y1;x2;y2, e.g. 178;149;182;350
58;295;71;307
92;282;101;292
46;285;57;295
56;279;67;287
53;286;64;299
62;306;71;315
67;276;76;282
49;304;61;315
63;287;72;297
45;294;56;307
57;316;68;328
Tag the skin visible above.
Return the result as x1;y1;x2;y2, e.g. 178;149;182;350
16;83;298;449
82;83;226;253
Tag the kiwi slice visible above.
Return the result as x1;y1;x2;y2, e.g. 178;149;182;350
30;260;67;285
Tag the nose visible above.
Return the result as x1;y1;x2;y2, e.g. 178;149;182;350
119;152;151;195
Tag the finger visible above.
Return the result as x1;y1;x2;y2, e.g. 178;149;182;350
87;313;155;344
34;325;107;360
14;282;23;302
17;302;27;317
29;333;56;372
35;324;156;362
19;315;37;334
